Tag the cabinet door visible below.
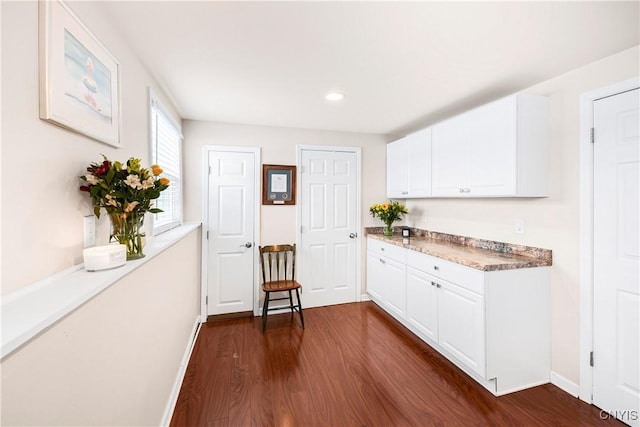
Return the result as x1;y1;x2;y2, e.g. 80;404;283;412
437;279;486;377
386;138;409;197
407;128;432;197
406;266;438;342
468;96;517;196
432;118;470;196
383;257;407;320
366;252;385;303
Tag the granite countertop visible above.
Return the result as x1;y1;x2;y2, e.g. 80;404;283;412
366;227;552;272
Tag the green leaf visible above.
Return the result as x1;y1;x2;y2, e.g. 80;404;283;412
105;168;115;184
148;208;163;214
93;206;101;218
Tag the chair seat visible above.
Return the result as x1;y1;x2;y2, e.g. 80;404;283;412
259;243;304;332
262;280;301;292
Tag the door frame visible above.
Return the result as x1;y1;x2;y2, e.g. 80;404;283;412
579;76;640;403
296;145;363;304
201;145;262;321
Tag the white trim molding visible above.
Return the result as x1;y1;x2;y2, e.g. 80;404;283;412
551;371;580;398
579;76;640;403
161;316;202;427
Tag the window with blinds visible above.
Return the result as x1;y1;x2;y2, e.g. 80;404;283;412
150;91;182;235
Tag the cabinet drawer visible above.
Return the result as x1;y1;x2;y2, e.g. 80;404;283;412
367;238;406;263
406;250;484;295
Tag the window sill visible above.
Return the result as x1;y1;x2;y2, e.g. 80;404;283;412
1;222;201;360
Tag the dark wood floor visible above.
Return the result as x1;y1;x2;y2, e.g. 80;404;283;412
171;302;622;427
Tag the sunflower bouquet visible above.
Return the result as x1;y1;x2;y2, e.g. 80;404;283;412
369;200;408;236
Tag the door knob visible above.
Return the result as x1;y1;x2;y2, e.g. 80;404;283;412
349;233;358;239
243;242;253;248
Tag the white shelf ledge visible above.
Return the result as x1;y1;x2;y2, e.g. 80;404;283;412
1;223;201;360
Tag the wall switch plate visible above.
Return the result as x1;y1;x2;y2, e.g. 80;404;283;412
84;215;96;248
514;219;525;234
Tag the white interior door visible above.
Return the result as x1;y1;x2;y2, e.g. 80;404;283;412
593;88;640;426
299;147;360;308
207;149;257;316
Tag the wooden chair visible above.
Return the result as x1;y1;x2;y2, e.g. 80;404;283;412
259;244;305;332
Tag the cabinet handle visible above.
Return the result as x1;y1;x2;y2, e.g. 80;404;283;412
379;259;386;264
464;188;471;193
381;247;385;251
458;188;465;193
433;265;439;271
402;191;408;195
431;281;436;287
436;283;441;288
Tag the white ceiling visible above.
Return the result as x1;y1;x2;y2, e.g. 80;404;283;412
99;1;639;136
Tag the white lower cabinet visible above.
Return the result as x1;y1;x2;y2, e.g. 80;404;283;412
383;257;406;320
406;267;438;343
366;238;406;322
367;237;550;396
436;279;485;378
366;252;385;302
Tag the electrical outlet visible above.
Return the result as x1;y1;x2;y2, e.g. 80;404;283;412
514;219;525;234
84;215;96;247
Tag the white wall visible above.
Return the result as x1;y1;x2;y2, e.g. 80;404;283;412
183;121;389;292
0;1;180;295
1;2;200;425
1;231;201;426
405;46;639;385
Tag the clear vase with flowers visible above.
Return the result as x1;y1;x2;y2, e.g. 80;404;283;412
369;200;408;236
79;156;170;260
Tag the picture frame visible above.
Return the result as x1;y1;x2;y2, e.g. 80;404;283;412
262;165;296;205
39;0;121;147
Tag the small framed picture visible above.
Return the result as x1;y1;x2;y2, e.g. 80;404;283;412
262;165;296;205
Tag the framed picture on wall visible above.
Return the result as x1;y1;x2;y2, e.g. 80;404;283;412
39;0;121;147
262;164;296;205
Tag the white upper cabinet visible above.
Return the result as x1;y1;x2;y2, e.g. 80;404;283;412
387;128;432;198
386;136;409;197
431;93;548;197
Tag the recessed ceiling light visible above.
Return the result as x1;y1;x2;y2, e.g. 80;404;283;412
325;92;345;101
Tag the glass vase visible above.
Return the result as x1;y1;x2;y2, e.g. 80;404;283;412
108;211;145;260
383;223;394;236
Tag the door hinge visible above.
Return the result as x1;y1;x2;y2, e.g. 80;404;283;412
590;128;595;144
206;230;209;240
590;351;594;367
206;295;208;305
208;166;212;175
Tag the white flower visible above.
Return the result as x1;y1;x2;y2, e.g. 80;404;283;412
85;174;99;185
124;174;141;189
140;176;155;190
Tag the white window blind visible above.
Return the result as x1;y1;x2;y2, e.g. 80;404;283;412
150;93;182;235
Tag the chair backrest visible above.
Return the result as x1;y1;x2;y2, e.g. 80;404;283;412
259;244;296;284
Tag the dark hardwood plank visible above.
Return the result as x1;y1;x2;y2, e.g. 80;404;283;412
171;302;623;427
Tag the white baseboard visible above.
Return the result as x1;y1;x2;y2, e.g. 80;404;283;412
360;293;371;302
160;316;202;427
550;371;579;398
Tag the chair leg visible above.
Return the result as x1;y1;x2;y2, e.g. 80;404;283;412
295;288;304;329
262;292;270;333
288;290;295;316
